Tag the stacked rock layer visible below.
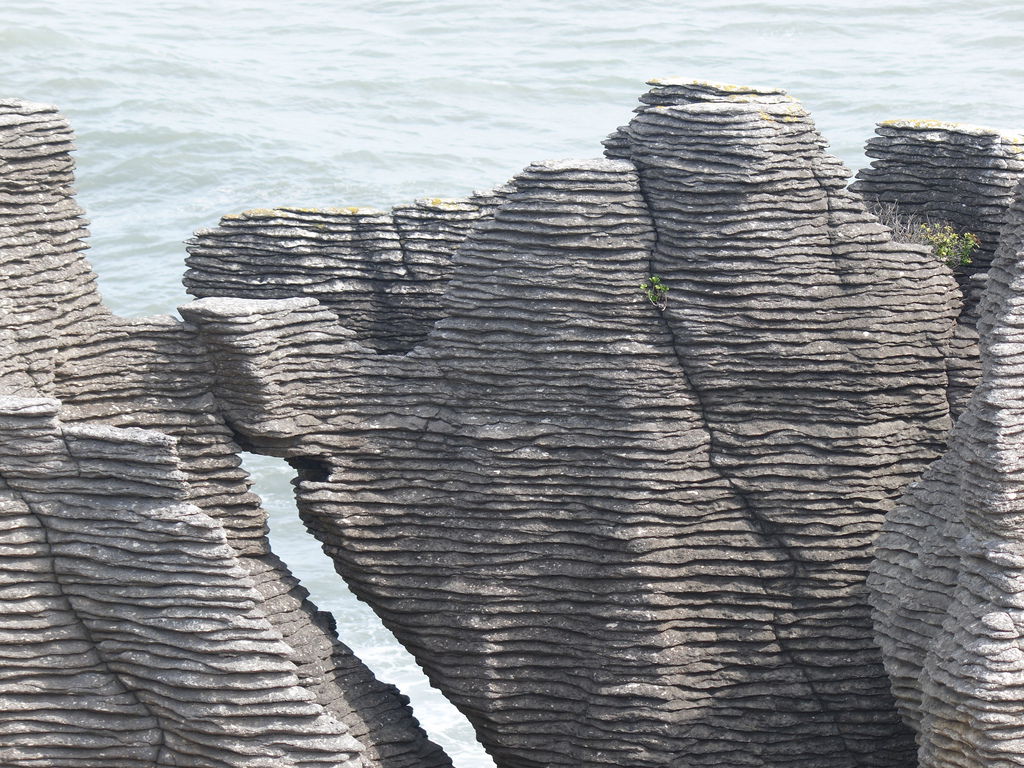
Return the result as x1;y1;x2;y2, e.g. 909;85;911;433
0;99;450;767
184;191;507;353
0;398;365;768
853;120;1024;277
181;81;962;767
852;121;1024;418
868;182;1024;767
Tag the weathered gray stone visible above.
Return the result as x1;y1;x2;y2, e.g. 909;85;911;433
852;120;1024;420
5;80;1010;768
184;194;501;353
853;120;1024;276
868;180;1024;768
179;83;959;766
0;99;450;768
0;397;365;767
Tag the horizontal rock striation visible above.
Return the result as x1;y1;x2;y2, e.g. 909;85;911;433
0;99;450;768
852;120;1024;419
0;99;109;395
183;191;507;353
183;82;959;763
0;397;365;768
853;120;1024;277
868;181;1024;767
5;81;996;768
609;81;958;761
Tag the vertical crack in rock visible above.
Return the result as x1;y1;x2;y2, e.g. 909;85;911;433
852;121;1024;419
635;175;855;754
182;109;956;762
0;98;452;767
602;78;964;765
0;399;163;766
868;182;1024;768
1;83;986;768
0;397;366;767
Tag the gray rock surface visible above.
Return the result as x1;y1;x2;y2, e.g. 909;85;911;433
853;120;1024;276
868;181;1024;768
0;99;450;768
6;80;1008;768
0;397;365;767
183;190;508;354
852;120;1024;419
179;81;961;767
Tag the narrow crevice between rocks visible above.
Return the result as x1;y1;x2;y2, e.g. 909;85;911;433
239;451;496;768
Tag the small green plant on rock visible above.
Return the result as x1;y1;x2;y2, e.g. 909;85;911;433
868;201;980;272
641;275;670;310
919;223;980;269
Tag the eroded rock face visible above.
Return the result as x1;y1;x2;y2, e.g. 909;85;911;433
183;190;510;354
868;183;1024;768
852;120;1024;277
7;80;1009;768
180;82;963;767
852;120;1024;418
0;397;365;768
0;99;449;768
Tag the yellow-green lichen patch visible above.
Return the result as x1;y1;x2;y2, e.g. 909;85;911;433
221;205;384;222
879;119;1024;144
220;207;289;222
647;77;788;96
416;197;473;211
758;103;807;123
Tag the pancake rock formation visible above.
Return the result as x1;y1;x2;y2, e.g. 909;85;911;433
0;398;365;768
853;120;1024;279
7;79;1021;768
868;182;1024;768
179;80;962;767
852;121;1024;418
0;99;450;767
183;192;509;354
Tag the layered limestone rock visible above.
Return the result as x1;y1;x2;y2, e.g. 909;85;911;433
2;82;986;768
182;75;959;763
183;190;507;353
0;99;109;394
0;397;364;768
0;99;449;768
868;183;1024;768
852;120;1024;417
853;120;1024;276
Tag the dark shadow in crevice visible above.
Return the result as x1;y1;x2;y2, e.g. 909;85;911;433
287;455;331;483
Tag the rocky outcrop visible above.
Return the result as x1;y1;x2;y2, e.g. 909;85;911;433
868;181;1024;768
853;120;1024;276
178;80;963;767
11;80;1017;768
183;190;510;354
0;397;365;767
852;120;1024;418
0;99;450;768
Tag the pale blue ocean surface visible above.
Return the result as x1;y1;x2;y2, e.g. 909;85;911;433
3;2;1022;766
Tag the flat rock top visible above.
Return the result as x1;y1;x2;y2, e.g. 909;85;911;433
878;118;1024;143
221;205;386;221
646;77;788;96
181;295;321;317
525;157;636;173
0;98;59;114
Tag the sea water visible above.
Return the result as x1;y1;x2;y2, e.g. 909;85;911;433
3;1;1023;765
